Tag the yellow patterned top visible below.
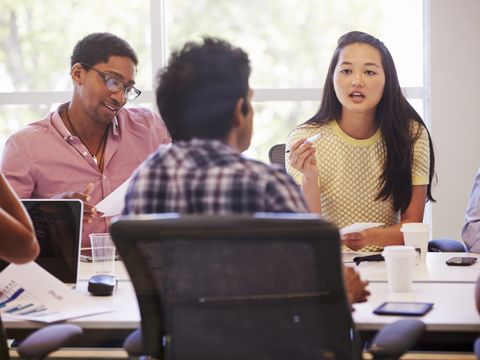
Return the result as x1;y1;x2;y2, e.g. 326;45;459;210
286;120;430;252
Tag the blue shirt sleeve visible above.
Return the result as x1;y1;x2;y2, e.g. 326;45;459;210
462;168;480;252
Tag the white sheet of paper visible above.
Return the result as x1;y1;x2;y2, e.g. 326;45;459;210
95;177;132;217
0;262;111;323
340;222;384;236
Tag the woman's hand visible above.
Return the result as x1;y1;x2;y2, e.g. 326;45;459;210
342;231;368;251
288;138;322;213
288;138;318;181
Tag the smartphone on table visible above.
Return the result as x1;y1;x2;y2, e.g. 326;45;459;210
445;257;477;266
373;302;433;316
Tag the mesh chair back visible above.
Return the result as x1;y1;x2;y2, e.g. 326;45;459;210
111;214;361;360
268;144;286;170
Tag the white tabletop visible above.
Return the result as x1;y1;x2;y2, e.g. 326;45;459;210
5;252;480;341
344;252;480;283
3;260;136;334
3;274;140;332
78;260;130;281
352;282;480;332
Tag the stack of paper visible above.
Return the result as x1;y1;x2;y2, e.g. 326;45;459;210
339;222;384;236
0;262;112;323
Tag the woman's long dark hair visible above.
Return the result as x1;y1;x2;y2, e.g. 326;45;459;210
305;31;435;212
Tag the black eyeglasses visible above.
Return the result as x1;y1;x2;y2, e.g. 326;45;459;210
81;63;141;101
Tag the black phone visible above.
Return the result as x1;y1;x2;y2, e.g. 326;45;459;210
445;257;477;266
373;302;433;316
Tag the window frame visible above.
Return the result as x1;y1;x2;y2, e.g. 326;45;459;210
0;0;430;126
0;0;432;223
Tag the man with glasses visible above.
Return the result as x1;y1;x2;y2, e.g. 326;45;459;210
1;32;170;248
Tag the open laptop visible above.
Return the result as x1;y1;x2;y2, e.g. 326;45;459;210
0;199;83;286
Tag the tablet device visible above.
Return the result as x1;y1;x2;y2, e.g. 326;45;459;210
373;302;433;316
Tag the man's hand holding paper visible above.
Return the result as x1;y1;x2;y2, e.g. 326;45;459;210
95;177;132;217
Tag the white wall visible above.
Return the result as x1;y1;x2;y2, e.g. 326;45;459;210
430;0;480;240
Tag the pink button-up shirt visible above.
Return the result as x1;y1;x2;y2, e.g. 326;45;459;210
1;103;170;248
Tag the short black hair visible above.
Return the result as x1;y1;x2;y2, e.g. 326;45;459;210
70;32;138;68
156;37;251;141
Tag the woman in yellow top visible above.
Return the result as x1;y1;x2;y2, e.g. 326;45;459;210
287;31;435;252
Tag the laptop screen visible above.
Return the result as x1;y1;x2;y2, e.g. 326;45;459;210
0;199;83;284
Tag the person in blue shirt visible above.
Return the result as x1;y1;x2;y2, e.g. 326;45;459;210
463;167;480;252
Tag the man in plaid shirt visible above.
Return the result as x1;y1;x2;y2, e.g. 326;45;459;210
122;37;369;306
122;37;308;216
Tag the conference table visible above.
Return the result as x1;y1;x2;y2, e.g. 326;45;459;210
345;252;480;350
344;251;480;283
3;252;480;351
3;261;140;346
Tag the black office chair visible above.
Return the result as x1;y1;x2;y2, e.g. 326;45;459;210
0;315;82;359
428;238;467;252
111;213;425;360
474;337;480;359
268;143;287;170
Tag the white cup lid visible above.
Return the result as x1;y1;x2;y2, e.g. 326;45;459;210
382;245;417;257
401;223;430;232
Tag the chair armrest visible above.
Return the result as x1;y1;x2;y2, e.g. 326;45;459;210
368;319;425;359
17;324;82;359
123;328;144;357
268;144;286;170
474;336;480;358
428;239;467;252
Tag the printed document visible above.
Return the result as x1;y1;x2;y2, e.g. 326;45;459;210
95;177;132;217
0;262;111;323
340;222;384;236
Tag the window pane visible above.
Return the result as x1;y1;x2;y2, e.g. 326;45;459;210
408;99;428;128
0;1;151;92
167;0;423;88
409;99;424;118
245;101;319;163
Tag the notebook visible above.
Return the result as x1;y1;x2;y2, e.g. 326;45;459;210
0;199;83;286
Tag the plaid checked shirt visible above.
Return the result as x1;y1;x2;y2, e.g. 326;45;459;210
123;139;308;215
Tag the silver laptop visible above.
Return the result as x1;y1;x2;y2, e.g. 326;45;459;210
0;199;83;286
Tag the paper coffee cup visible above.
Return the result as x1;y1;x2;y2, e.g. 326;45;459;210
401;223;430;264
382;246;416;292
